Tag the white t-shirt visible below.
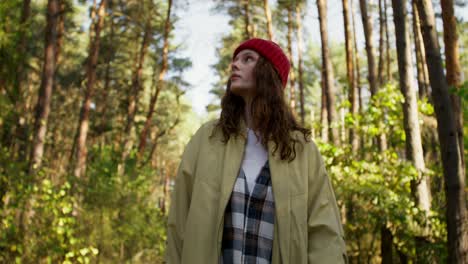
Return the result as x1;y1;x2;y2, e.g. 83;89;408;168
241;129;268;193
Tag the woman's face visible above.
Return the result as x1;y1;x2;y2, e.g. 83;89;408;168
230;49;260;98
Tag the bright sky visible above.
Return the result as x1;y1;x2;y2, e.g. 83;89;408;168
173;1;228;117
173;0;358;117
173;0;467;117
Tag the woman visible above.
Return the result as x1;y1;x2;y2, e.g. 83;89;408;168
166;38;347;264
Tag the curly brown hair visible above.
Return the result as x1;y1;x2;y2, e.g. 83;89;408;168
214;56;311;162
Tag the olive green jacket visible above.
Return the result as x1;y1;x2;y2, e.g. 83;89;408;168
166;120;347;263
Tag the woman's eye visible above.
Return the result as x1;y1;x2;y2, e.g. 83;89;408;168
245;56;253;62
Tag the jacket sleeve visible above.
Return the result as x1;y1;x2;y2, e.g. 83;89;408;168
307;142;348;263
165;128;202;264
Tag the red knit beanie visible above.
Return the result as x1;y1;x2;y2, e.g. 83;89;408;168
233;38;290;88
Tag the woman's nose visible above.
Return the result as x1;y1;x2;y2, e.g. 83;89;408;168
231;60;240;71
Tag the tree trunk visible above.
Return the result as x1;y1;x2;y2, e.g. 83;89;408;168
317;0;339;146
137;0;172;156
391;0;431;217
377;0;385;85
263;0;274;41
415;0;468;262
359;0;378;96
351;0;362;112
342;0;358;152
100;48;112;123
287;4;296;112
412;1;430;99
351;0;364;153
14;0;31;102
140;74;161;159
29;0;59;175
48;0;66;176
360;0;387;152
320;79;328;142
441;0;464;178
69;0;94;164
12;0;31;162
243;0;252;39
384;0;391;81
89;0;97;34
55;0;65;67
118;22;152;175
23;1;58;254
73;0;107;179
397;249;409;264
97;0;116;136
295;4;305;125
146;117;180;168
160;161;172;214
381;225;393;264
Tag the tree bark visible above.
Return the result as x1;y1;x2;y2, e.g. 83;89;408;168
295;4;305;125
137;0;172;156
342;0;358;152
397;249;409;264
46;0;67;184
381;225;393;264
146;116;180;168
377;0;385;85
320;79;329;142
138;70;161;156
351;0;364;153
73;0;107;179
161;162;172;214
384;0;391;81
360;0;387;152
415;0;468;262
118;22;152;175
55;0;65;67
391;0;431;217
243;0;252;39
359;0;378;96
12;0;32;162
351;0;362;114
14;0;31;102
97;0;116;136
441;0;464;178
263;0;274;41
69;0;96;166
287;4;296;112
317;0;339;146
29;0;59;175
412;1;430;99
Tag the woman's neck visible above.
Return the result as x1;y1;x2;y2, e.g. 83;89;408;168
243;97;254;129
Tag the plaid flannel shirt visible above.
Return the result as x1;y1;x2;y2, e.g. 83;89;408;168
221;161;275;264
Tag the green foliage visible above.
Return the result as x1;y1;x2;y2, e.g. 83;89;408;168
320;141;446;261
448;80;468;113
28;179;99;264
316;84;447;262
344;83;407;148
418;97;435;116
0;144;169;263
80;145;168;262
0;152;98;263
